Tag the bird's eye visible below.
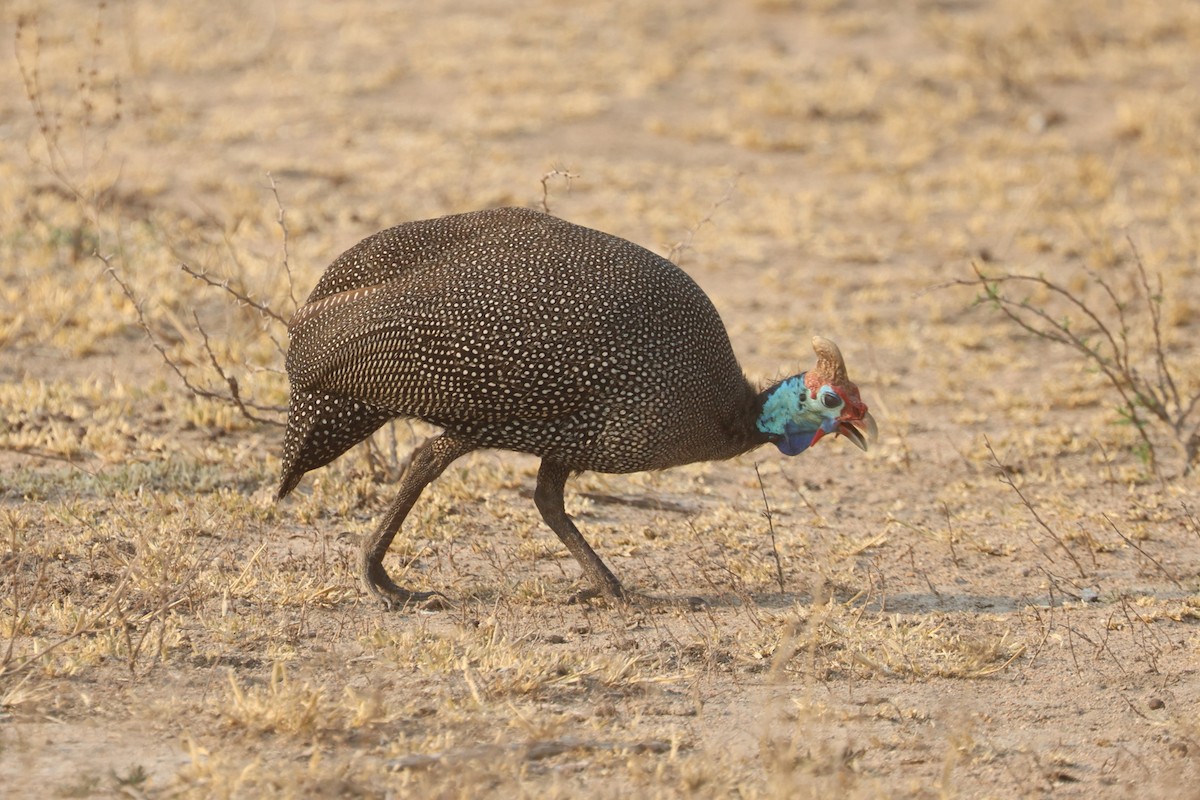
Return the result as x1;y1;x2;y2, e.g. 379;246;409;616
821;392;842;409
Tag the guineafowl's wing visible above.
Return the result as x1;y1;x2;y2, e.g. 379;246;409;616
287;267;607;429
302;207;554;303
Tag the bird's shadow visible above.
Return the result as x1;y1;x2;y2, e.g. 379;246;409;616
623;589;1045;615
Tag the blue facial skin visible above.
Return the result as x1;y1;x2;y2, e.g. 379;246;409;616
756;374;842;456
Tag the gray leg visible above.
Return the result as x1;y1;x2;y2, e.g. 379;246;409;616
361;434;475;609
534;459;625;602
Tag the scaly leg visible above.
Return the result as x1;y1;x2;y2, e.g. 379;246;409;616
361;434;475;609
534;459;626;602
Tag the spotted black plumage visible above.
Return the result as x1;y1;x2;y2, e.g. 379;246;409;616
279;207;874;607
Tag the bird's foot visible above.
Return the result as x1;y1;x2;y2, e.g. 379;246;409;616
385;590;452;612
568;586;705;611
363;558;452;611
365;578;452;611
628;591;707;611
373;587;452;612
567;586;608;606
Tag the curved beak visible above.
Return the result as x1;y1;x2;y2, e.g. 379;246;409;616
838;410;877;451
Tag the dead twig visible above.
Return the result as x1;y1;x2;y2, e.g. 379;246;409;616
540;168;580;215
192;311;282;423
667;176;739;265
1102;514;1182;590
180;263;289;324
986;438;1087;579
755;464;787;593
266;171;299;312
1183;503;1200;545
104;257;285;424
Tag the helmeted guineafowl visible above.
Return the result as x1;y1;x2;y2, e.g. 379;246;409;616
278;207;875;607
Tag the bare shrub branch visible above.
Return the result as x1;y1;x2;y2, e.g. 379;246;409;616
266;171;299;311
754;464;787;593
1102;513;1182;590
667;176;739;266
953;242;1199;476
180;263;289;325
104;256;285;424
540;168;580;214
15;7;121;228
192;311;282;423
985;437;1087;579
99;172;304;428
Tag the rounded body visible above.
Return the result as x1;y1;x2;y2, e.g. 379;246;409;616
280;208;762;494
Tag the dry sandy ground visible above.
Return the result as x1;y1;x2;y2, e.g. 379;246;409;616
2;0;1199;797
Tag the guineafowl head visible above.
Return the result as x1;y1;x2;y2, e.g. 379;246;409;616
756;336;877;456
